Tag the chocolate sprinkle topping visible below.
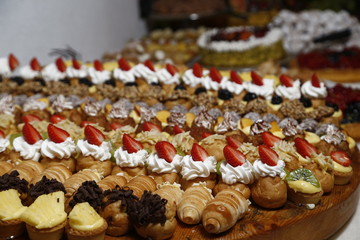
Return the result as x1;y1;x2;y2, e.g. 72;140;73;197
29;176;65;199
0;171;28;194
102;186;139;208
69;181;103;211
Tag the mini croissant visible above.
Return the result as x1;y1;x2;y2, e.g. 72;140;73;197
98;175;127;191
30;164;72;185
64;169;102;198
126;175;156;198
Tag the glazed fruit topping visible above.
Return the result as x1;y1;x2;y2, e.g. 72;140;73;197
258;145;278;166
110;122;124;131
279;74;294;87
192;63;203;78
261;132;281;147
144;59;155;71
166;64;178;76
226;136;242;149
118;58;131;71
93;60;104;71
330;151;351;167
243;92;257;102
218;89;233;100
209;67;222;83
50;114;66;124
84;125;105;146
311;73;321;88
251;71;263;86
23;123;42;144
294;137;317;158
48;124;70;143
286;168;320;187
271;95;283;105
143;121;161;132
173;125;185;134
8;53;19;71
230;70;243;84
0;129;5;138
223;145;246;167
201;132;213;139
155;141;177;163
122;133;143;153
55;58;67;72
80;121;96;128
72;59;81;70
30;57;41;71
191;143;209;162
22;114;42;123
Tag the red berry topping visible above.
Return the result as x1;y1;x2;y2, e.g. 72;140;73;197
258;145;279;166
84;125;105;146
80;121;95;128
311;73;321;88
173;125;185;134
122;133;143;153
23;123;42;145
48;124;70;143
191;143;209;162
143;122;161;132
155;141;177;163
30;57;41;71
22;114;42;123
50;114;66;124
251;71;263;86
110;122;124;131
118;58;131;71
192;63;203;78
330;151;351;167
144;59;155;72
230;70;243;84
226;136;243;149
8;54;19;71
294;137;317;158
55;58;66;72
261;132;281;148
72;59;81;70
279;74;294;87
0;129;5;138
201;132;213;139
166;63;178;76
94;60;104;71
223;145;246;167
209;67;222;83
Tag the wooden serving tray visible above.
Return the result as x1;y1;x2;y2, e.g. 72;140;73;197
107;153;360;240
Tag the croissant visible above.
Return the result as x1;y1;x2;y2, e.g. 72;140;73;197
0;161;13;176
40;156;76;173
10;160;44;182
177;184;213;225
64;169;102;198
30;164;72;185
98;175;127;191
213;179;251;199
148;172;179;185
202;189;249;234
179;173;217;191
126;175;156;198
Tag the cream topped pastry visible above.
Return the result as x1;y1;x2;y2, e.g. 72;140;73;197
133;61;159;84
320;124;346;145
114;147;148;168
41;137;76;159
41;58;67;82
77;139;111;162
87;60;111;84
275;75;301;100
182;63;209;87
156;64;180;85
220;78;244;95
301;74;327;99
0;54;18;77
19;58;41;79
113;58;136;83
66;59;88;79
245;72;274;100
13;123;43;161
253;145;286;179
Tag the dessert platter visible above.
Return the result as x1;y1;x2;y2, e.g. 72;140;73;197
0;54;359;240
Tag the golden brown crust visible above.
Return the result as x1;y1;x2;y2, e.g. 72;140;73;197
40;157;76;173
126;175;157;198
11;160;44;182
333;169;353;185
30;164;72;184
64;170;102;198
26;220;66;240
66;220;107;240
179;173;217;191
111;165;147;181
287;187;323;205
98;175;127;191
199;138;227;162
100;200;132;236
0;218;25;238
148;172;179;185
213;179;251;199
0;161;13;176
251;176;287;209
76;155;112;177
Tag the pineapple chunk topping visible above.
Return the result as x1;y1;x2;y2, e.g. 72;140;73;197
68;202;105;231
0;189;27;221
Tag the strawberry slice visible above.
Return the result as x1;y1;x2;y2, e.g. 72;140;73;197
144;59;155;72
55;58;67;72
155;141;177;163
192;63;203;78
122;133;143;153
191;143;209;162
230;70;243;84
8;54;19;71
80;121;95;128
23;123;42;144
143;121;161;132
251;71;263;86
48;124;69;143
84;125;105;146
50;114;66;124
223;145;246;167
258;145;278;166
261;132;281;148
30;57;41;71
173;125;185;134
279;74;294;87
94;60;104;71
209;67;222;83
72;59;81;70
311;73;321;88
110;122;124;130
201;132;213;139
118;58;131;71
0;129;5;138
330;151;351;167
226;136;242;149
22;114;42;123
294;137;317;158
166;63;178;76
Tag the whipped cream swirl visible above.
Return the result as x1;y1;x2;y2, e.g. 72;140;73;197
301;81;327;98
0;58;11;77
19;65;40;79
87;67;111;84
147;153;182;174
13;137;43;161
180;155;216;180
41;137;76;159
113;68;135;83
77;140;112;161
41;63;67;81
220;79;244;95
156;68;180;85
253;159;286;178
114;148;148;167
133;63;158;84
182;69;209;87
66;66;88;78
51;95;74;112
23;99;47;111
220;161;255;185
245;78;274;100
0;137;10;153
202;76;220;91
275;80;301;100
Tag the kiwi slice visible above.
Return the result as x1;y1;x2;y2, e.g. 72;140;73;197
286;168;320;188
216;160;224;176
9;133;22;146
176;147;186;157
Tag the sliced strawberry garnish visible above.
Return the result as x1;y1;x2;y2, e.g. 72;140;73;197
0;129;5;138
192;63;203;78
55;58;67;72
122;133;143;153
50;114;66;124
118;58;131;71
8;54;19;71
261;132;281;148
201;132;213;139
94;60;104;71
173;125;185;134
226;136;242;149
155;141;177;163
251;71;263;86
330;151;351;167
209;67;222;83
30;57;41;71
230;70;243;84
22;114;42;123
223;145;246;167
48;124;69;143
166;63;178;76
191;143;209;162
23;123;42;144
279;74;294;87
80;121;95;128
84;125;105;146
144;59;155;72
294;137;317;158
311;73;321;88
110;122;124;130
258;145;278;166
72;59;81;70
143;121;161;132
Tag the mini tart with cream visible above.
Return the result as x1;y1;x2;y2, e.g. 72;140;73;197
66;202;107;240
286;168;323;205
330;151;353;185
